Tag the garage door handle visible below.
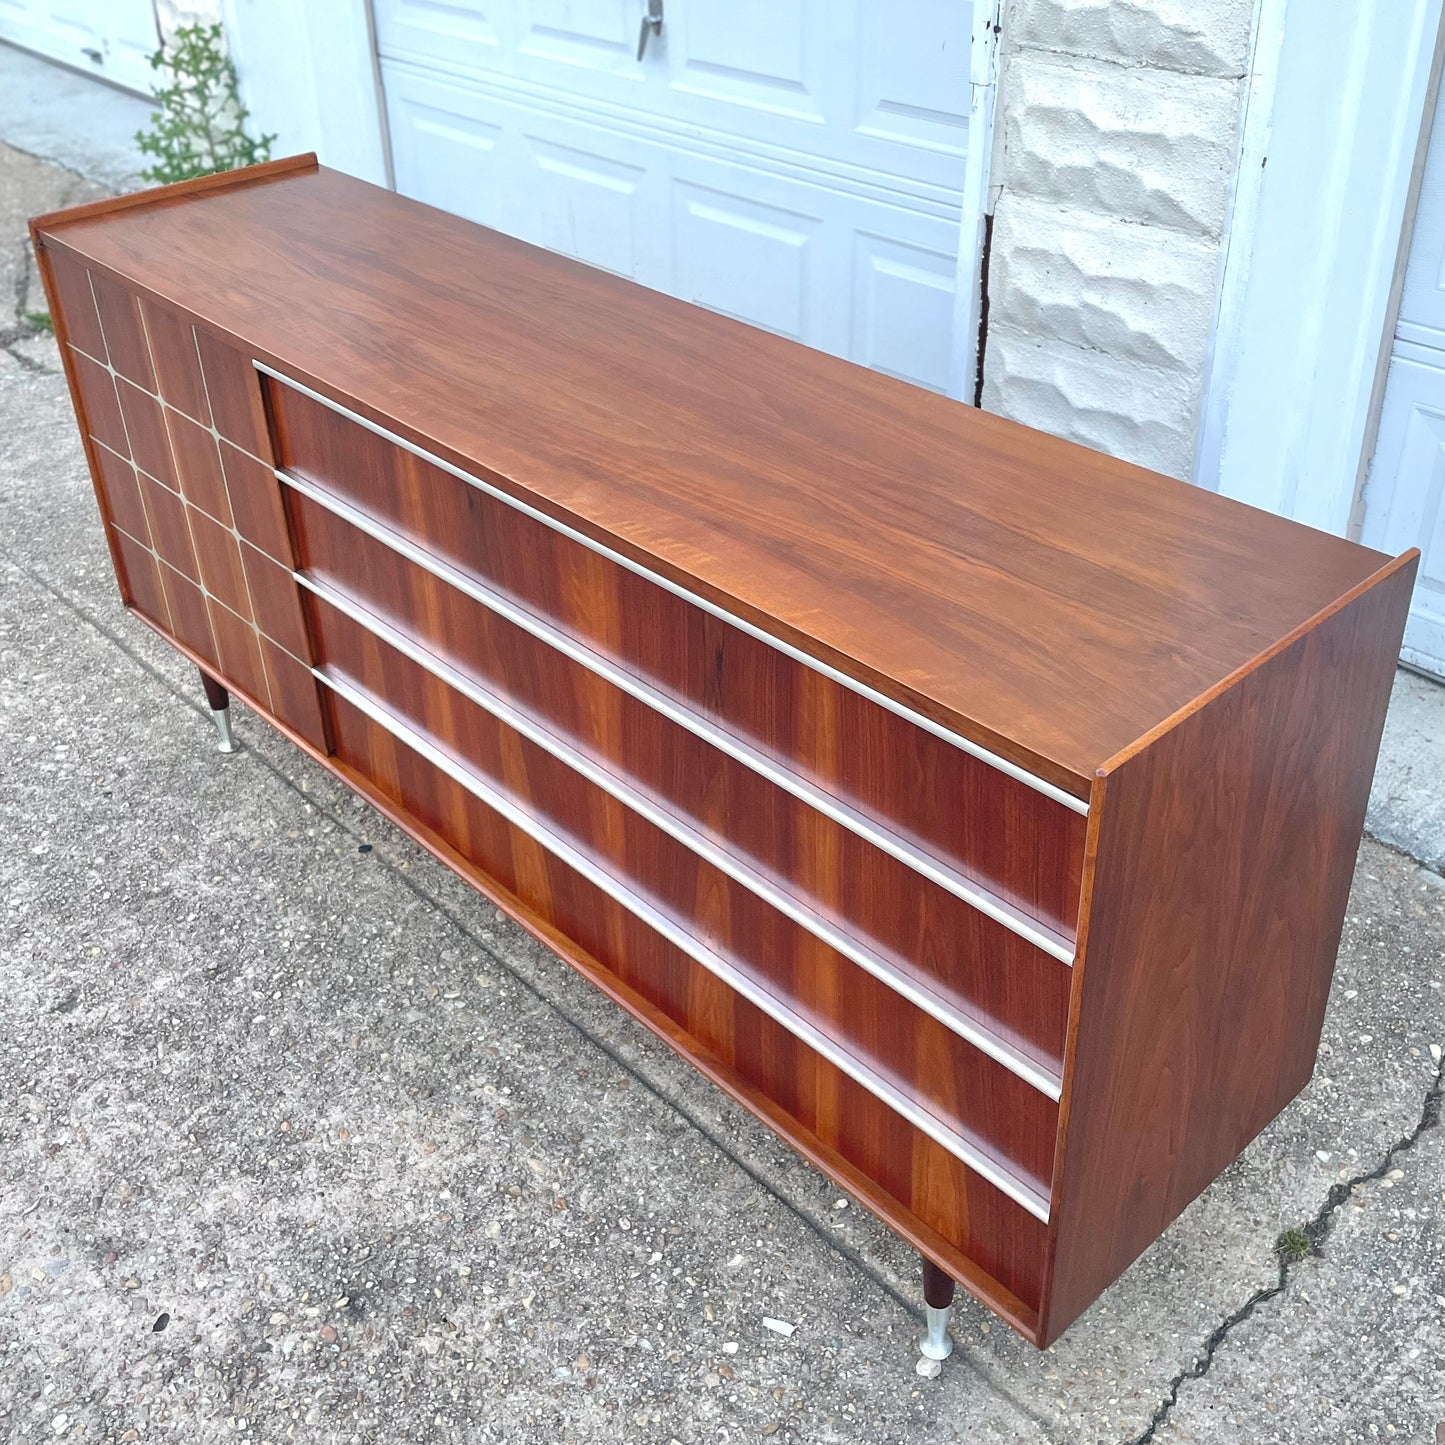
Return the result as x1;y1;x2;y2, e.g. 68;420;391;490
637;0;663;60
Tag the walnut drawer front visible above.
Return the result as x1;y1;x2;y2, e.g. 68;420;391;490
266;372;1088;943
306;585;1061;1201
287;486;1073;1085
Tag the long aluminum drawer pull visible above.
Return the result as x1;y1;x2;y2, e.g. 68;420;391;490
278;469;1077;967
255;361;1089;818
315;668;1054;1224
299;570;1063;1102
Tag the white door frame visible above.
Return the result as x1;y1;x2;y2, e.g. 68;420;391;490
223;0;391;188
1195;0;1445;537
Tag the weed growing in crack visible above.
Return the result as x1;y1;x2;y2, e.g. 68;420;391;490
1275;1227;1312;1264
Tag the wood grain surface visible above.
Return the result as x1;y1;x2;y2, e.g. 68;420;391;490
35;163;1393;795
309;587;1062;1189
271;378;1089;935
1040;554;1418;1344
287;489;1074;1074
323;685;1053;1314
33;162;1418;1349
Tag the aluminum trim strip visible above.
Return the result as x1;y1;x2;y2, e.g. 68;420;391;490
279;469;1077;966
300;570;1063;1101
316;667;1054;1223
255;360;1090;817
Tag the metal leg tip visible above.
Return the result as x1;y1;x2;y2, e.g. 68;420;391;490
210;707;238;754
917;1304;954;1363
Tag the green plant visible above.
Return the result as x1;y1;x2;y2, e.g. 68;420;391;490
22;310;53;334
134;24;275;185
1276;1227;1312;1264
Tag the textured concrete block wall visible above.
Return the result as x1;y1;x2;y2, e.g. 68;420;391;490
982;0;1256;479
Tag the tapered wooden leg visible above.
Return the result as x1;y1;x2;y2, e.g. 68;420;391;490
918;1258;955;1364
198;668;237;753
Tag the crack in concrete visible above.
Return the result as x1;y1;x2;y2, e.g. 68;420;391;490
3;338;53;372
0;133;130;193
1128;1058;1444;1445
3;231;57;371
1004;39;1249;84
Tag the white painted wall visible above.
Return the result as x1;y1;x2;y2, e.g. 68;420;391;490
980;0;1255;479
222;0;387;186
1199;0;1445;535
154;0;221;41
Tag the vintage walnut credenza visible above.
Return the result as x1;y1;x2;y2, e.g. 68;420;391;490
32;156;1416;1353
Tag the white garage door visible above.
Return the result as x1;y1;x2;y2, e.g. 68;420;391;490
374;1;975;395
1360;84;1445;679
0;0;158;95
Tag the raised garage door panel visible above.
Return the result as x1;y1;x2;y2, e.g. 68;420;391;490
381;61;961;391
1361;83;1445;676
0;0;158;94
374;0;972;196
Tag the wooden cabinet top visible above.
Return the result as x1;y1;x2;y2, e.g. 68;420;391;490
35;157;1404;799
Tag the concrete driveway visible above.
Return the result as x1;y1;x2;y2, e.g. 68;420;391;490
2;54;1442;1441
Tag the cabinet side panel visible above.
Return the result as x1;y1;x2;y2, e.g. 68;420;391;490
269;379;1089;937
1040;557;1416;1345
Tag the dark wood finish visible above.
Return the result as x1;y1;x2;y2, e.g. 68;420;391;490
44;245;107;361
139;294;211;426
199;669;229;713
273;382;1086;940
222;441;295;564
159;561;218;666
261;636;328;752
288;490;1073;1073
309;589;1061;1193
111;528;165;622
90;269;154;390
1040;555;1416;1343
28;151;321;235
923;1257;956;1311
189;507;249;614
324;685;1052;1312
116;377;176;489
209;599;270;708
70;350;125;454
92;444;151;547
242;543;311;660
32;160;1417;1349
111;573;1048;1339
195;328;274;463
137;472;196;582
166;407;232;525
